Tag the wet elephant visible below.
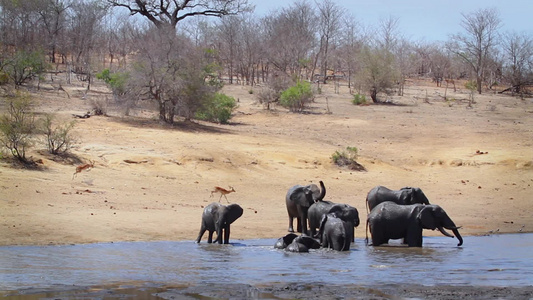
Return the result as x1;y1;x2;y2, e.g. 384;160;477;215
285;181;326;235
367;202;463;247
315;212;352;251
196;202;243;244
366;185;430;212
308;202;359;241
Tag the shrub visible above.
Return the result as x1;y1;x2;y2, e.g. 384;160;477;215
4;50;48;87
352;94;367;105
331;146;366;171
0;92;36;163
41;114;76;155
96;69;128;96
196;93;237;124
279;81;314;112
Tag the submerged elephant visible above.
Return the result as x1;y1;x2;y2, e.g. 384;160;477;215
315;212;352;251
367;202;463;247
285;236;321;253
196;202;243;244
308;202;359;241
274;233;298;249
366;185;431;212
285;181;326;235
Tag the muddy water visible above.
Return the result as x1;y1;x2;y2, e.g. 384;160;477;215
0;234;532;295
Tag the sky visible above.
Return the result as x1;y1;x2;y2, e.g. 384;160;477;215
249;0;533;42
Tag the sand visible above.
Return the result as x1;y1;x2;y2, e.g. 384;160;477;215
0;78;532;246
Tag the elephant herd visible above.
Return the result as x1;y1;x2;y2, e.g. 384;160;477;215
196;181;463;251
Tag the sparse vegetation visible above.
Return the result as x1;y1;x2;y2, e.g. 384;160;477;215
3;50;48;88
0;92;36;164
352;94;367;105
331;146;366;171
195;93;237;124
279;81;314;112
41;114;76;155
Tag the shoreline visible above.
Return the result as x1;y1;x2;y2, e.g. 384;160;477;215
3;282;533;299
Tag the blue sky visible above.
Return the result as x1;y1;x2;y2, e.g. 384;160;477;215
250;0;533;42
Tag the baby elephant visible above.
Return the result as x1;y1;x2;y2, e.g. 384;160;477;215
196;202;243;244
274;233;320;253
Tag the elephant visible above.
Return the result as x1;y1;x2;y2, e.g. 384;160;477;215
285;181;326;235
315;212;352;251
366;186;431;212
196;202;243;244
367;202;463;247
308;202;360;241
274;233;298;249
285;235;321;253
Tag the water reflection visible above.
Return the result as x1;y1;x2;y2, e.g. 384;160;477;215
0;234;532;292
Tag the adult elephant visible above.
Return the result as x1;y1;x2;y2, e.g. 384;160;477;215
308;202;359;240
196;202;243;244
315;212;352;251
285;181;326;235
367;202;463;247
366;185;430;212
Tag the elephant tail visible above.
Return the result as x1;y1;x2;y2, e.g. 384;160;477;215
365;218;369;246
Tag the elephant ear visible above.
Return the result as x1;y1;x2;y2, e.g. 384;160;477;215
225;204;244;224
399;189;414;205
417;206;437;230
414;188;430;205
290;187;313;207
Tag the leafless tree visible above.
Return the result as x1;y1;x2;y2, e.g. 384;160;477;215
314;0;343;84
35;0;72;63
106;0;251;30
262;1;316;78
500;31;533;95
449;7;501;94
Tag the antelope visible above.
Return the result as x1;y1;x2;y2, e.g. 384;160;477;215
210;186;236;203
72;160;94;179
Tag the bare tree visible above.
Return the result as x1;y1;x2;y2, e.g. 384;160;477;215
35;0;71;63
106;0;251;29
501;31;533;95
262;1;316;78
449;7;501;94
314;0;343;84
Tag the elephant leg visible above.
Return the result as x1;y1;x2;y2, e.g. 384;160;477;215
296;217;302;233
207;230;214;243
224;226;230;244
288;217;295;233
406;228;423;247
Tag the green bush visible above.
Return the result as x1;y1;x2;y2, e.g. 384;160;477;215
0;92;36;163
331;146;366;171
279;81;314;112
4;50;48;87
41;114;76;155
96;69;129;95
352;94;367;105
196;93;237;124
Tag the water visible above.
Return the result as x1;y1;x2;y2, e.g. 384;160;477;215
1;234;532;293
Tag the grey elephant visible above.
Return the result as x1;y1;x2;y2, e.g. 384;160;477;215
274;233;298;249
308;202;359;241
367;202;463;247
196;202;243;244
315;212;352;251
285;236;321;253
285;181;326;235
366;186;430;212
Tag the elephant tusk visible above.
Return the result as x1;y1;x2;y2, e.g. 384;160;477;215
438;227;454;238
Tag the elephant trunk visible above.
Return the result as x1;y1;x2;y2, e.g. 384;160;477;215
316;181;326;202
452;228;463;246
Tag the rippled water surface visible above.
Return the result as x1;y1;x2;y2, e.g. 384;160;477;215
1;234;532;293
